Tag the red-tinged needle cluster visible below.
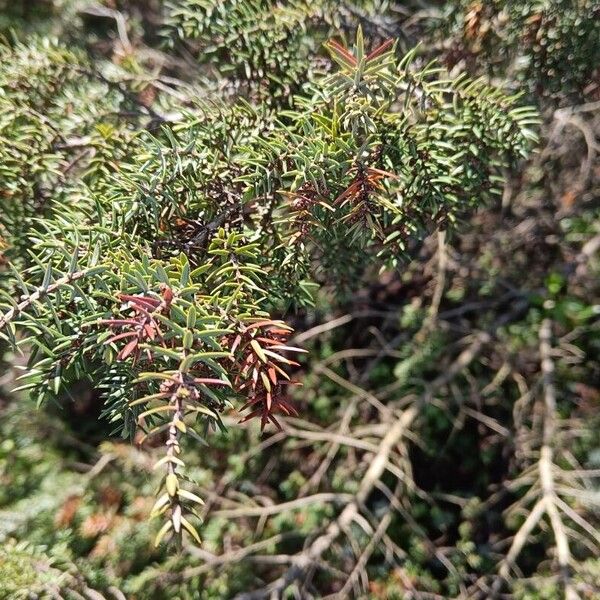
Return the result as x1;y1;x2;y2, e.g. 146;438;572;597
335;165;399;227
230;319;306;430
281;183;331;244
336;166;398;208
100;286;307;432
100;285;174;363
325;38;395;71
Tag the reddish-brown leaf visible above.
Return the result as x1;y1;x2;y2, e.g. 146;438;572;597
119;294;161;309
118;339;138;360
267;367;278;385
244;320;278;331
106;331;139;344
366;38;394;62
367;167;400;180
335;181;361;204
326;39;358;68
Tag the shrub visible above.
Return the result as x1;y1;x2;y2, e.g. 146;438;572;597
0;23;536;545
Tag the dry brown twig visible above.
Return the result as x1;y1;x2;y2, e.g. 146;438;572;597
491;319;593;600
232;330;492;600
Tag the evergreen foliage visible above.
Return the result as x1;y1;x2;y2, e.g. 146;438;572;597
0;1;598;598
436;0;600;101
0;23;537;547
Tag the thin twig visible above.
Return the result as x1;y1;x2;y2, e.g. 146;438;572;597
0;267;105;332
